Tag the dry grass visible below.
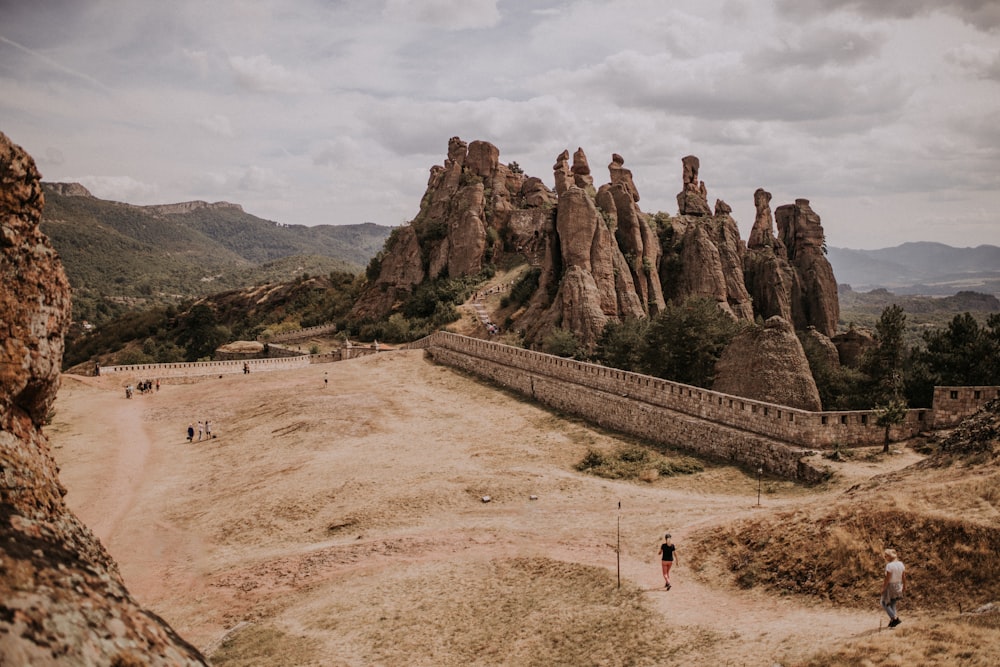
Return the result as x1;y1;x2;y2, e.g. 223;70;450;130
799;612;1000;666
291;557;693;667
48;353;1000;666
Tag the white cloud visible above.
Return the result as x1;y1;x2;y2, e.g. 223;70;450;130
945;44;1000;80
382;0;501;30
196;114;235;137
66;175;160;204
1;0;998;247
228;54;320;94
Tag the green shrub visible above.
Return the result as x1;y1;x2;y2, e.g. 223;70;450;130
575;446;703;481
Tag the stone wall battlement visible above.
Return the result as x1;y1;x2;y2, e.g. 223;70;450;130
418;332;996;452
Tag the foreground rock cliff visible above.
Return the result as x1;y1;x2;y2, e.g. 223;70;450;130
353;137;840;350
0;132;207;665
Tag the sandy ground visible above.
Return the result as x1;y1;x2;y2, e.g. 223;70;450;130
48;351;924;666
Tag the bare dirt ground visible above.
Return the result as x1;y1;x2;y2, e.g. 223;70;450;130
48;351;926;666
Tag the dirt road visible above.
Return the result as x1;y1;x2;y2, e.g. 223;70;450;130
49;352;920;665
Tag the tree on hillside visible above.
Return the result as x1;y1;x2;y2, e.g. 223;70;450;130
919;312;1000;386
594;318;648;372
875;398;909;453
175;304;231;361
639;298;739;387
861;305;909;450
860;304;907;406
800;332;869;410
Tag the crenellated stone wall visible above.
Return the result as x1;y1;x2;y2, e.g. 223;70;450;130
418;332;936;449
413;332;997;479
931;386;1000;428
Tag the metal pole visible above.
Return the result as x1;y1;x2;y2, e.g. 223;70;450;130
757;468;762;506
617;501;621;589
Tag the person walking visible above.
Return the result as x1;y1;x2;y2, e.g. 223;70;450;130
204;420;211;439
186;423;194;442
881;548;906;627
197;420;204;441
658;533;678;590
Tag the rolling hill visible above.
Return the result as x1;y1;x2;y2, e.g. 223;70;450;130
828;242;1000;296
40;182;392;322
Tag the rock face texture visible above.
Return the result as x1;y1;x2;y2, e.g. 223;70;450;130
713;316;824;412
832;325;875;368
659;161;754;321
353;139;840;364
743;188;795;323
0;132;207;665
351;136;555;323
775;199;840;337
353;138;666;348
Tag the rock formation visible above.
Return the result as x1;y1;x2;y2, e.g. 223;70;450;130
351;136;553;323
659;159;754;320
676;155;712;216
0;132;207;665
832;325;875;369
775;199;840;337
713;316;824;411
353;138;664;349
743;188;795;322
520;148;668;348
351;139;841;366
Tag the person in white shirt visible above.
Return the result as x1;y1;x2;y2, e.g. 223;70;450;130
881;548;906;627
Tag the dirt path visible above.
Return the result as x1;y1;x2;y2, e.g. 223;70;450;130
49;354;918;665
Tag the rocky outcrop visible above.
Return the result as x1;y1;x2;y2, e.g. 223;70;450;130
352;140;840;367
743;188;795;322
832;325;875;369
801;326;841;371
521;149;667;348
351;137;551;323
775;199;840;337
659;159;754;320
44;182;93;197
713;316;823;411
602;155;665;316
353;139;665;349
0;132;207;665
676;155;712;216
143;200;244;215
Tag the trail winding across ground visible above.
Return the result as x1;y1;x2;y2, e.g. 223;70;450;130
49;354;920;665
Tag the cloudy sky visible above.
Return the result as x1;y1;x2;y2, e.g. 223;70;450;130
2;0;999;249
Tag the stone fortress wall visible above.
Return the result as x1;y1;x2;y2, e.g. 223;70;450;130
411;332;998;481
95;331;995;482
97;345;376;379
256;322;339;343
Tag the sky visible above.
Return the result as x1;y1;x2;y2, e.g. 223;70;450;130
2;0;999;250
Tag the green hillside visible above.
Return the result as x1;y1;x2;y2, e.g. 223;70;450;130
40;183;392;324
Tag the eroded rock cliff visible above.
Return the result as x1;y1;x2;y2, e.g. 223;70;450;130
775;198;840;337
0;132;207;666
353;138;840;360
713;316;824;411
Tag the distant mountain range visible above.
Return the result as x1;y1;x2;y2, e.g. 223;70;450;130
40;182;392;306
827;242;1000;296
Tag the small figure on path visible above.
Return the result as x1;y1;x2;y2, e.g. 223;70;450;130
197;420;204;441
205;420;211;439
881;548;906;627
658;533;678;589
187;423;194;442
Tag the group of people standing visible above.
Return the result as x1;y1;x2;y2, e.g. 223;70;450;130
124;378;159;398
655;534;907;629
186;420;213;442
